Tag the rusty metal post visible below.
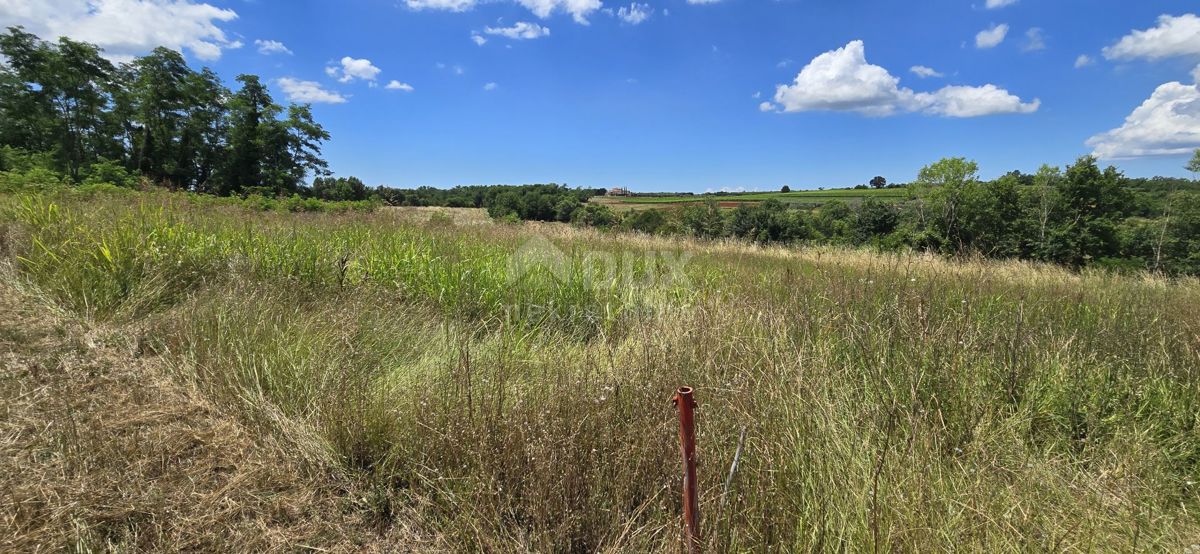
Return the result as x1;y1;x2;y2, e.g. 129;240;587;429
671;386;700;553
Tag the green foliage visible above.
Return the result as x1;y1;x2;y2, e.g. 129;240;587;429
0;167;66;193
1187;148;1200;177
0;27;328;197
312;176;368;201
571;203;618;228
83;158;139;189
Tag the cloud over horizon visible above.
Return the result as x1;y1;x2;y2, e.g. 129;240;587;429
766;41;1039;118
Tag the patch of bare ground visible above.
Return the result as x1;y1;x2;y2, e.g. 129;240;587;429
0;279;437;552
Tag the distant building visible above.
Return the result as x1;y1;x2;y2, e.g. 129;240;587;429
607;187;632;196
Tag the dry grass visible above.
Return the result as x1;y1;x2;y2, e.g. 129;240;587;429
2;193;1199;551
0;274;440;552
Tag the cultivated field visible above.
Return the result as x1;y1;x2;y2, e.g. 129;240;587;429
2;190;1199;551
593;187;909;210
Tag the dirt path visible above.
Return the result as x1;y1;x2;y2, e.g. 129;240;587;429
0;279;428;552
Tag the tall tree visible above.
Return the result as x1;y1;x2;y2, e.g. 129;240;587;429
130;47;193;185
178;68;228;192
1187;148;1200;181
223;74;276;195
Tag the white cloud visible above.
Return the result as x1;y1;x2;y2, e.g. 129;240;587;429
276;78;347;104
985;0;1018;8
0;0;239;61
1022;27;1045;51
976;23;1009;49
1194;64;1200;84
405;0;476;11
918;84;1040;117
687;0;722;4
484;21;551;40
254;39;292;55
910;65;944;78
1075;54;1095;68
471;33;487;46
1103;14;1200;61
483;82;498;91
404;0;598;23
771;40;1038;117
385;80;414;92
326;57;382;83
1087;81;1200;158
617;3;652;25
758;101;775;112
516;0;602;24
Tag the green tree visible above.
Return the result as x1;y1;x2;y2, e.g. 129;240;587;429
870;175;886;189
1187;148;1200;180
0;29;119;181
223;75;276;195
1044;156;1131;267
915;157;979;253
853;198;898;243
130;47;193;185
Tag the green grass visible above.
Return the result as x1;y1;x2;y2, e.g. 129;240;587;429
2;188;1198;551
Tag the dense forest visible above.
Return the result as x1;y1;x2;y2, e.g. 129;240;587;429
1;27;1198;275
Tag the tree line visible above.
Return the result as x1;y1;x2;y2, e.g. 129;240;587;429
569;157;1199;276
0;27;328;197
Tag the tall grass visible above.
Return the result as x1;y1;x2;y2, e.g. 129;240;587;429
3;189;1198;551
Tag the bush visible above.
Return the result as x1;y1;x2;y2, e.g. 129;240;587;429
82;158;139;189
0;168;66;193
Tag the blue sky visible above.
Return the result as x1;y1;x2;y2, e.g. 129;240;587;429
4;1;1200;191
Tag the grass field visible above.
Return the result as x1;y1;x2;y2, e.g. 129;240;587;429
593;187;910;210
2;190;1199;551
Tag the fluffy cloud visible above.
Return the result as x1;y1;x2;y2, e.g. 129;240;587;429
254;39;292;56
985;0;1018;8
1103;14;1200;61
484;22;551;40
617;3;652;25
1087;81;1200;158
918;84;1039;117
483;82;498;91
276;78;347;104
326;57;382;83
0;0;239;61
1075;54;1095;68
386;80;414;92
910;65;943;78
768;40;1038;117
976;23;1009;49
1022;28;1045;51
471;33;487;46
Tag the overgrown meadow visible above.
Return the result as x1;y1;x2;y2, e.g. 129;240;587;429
3;189;1198;551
